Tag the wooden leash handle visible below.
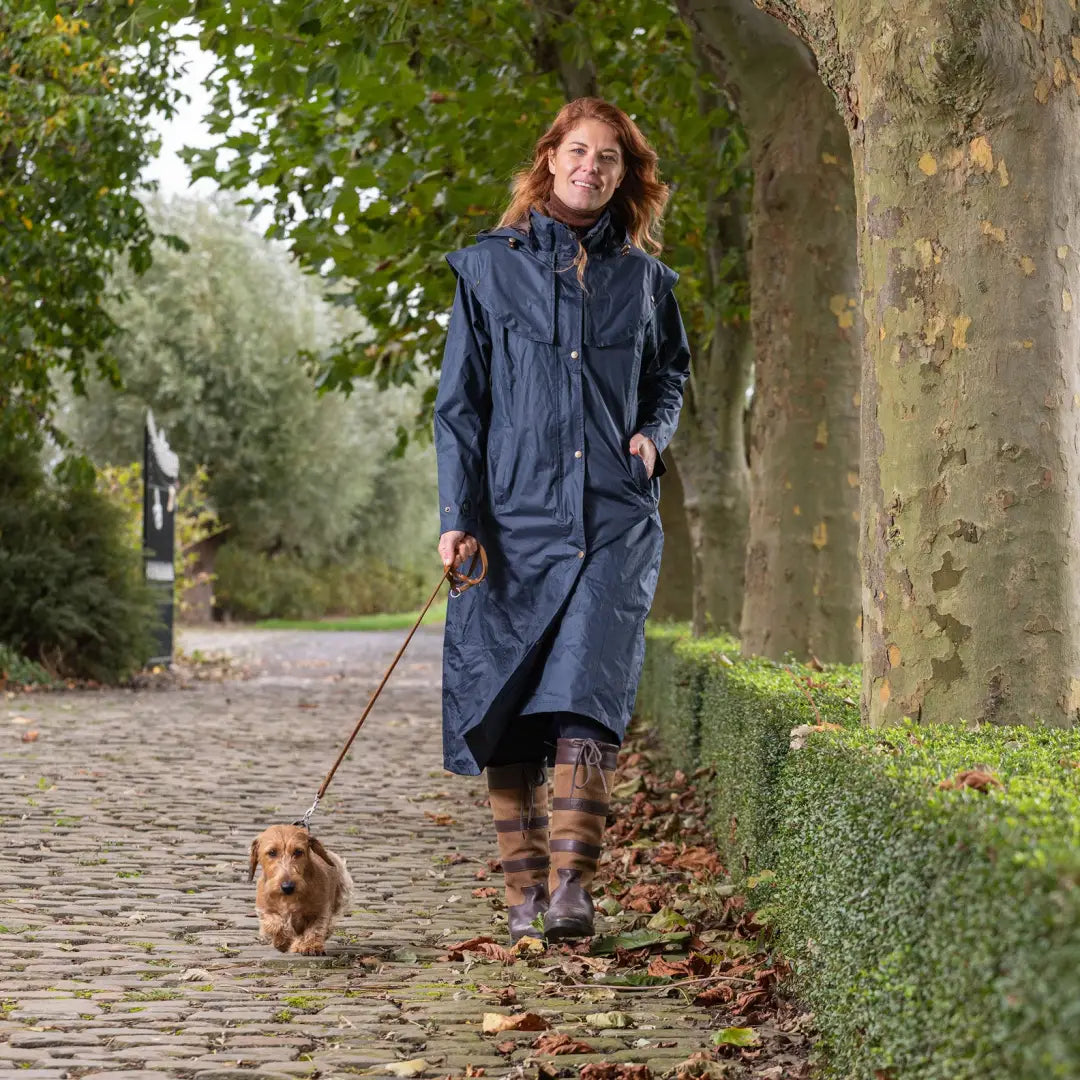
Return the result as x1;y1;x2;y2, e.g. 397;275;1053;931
298;545;488;823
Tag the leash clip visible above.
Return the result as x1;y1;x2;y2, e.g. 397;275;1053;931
294;793;321;831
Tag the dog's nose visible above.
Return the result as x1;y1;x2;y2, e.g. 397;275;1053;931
280;881;296;895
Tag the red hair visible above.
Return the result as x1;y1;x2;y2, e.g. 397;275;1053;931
499;98;669;256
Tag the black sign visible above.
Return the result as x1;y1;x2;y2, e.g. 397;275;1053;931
143;411;179;665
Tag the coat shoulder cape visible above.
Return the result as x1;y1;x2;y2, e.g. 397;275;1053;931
445;228;679;348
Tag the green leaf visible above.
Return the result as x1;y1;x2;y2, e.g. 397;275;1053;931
713;1026;760;1047
589;928;691;956
646;906;690;931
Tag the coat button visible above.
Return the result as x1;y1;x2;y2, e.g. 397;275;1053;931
577;550;585;559
574;450;582;459
570;350;579;359
443;506;451;512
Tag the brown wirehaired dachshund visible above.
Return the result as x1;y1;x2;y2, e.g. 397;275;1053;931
249;824;353;955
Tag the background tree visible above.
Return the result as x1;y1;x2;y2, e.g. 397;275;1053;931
64;195;438;616
679;0;861;662
0;4;179;434
147;0;753;632
754;0;1080;726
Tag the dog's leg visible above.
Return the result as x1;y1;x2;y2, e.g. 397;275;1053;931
288;911;332;955
258;912;293;953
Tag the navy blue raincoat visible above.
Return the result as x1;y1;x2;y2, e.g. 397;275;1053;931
434;208;690;776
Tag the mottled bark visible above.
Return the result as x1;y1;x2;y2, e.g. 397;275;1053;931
652;451;695;622
531;0;598;100
761;0;1080;727
679;0;862;662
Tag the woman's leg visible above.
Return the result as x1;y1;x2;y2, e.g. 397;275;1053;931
545;712;620;941
484;716;552;942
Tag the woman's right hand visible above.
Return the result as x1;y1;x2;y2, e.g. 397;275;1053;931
439;530;479;570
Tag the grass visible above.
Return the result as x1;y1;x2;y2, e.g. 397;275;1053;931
254;598;447;632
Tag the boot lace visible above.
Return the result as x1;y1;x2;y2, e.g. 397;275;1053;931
571;739;609;795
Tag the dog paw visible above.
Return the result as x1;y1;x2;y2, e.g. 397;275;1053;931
289;940;326;956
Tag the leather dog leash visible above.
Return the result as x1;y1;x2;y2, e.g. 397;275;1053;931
294;545;488;830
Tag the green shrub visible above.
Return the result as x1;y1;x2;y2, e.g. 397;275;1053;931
0;435;156;681
638;624;1080;1078
696;652;858;880
0;645;54;687
213;544;434;621
777;725;1080;1079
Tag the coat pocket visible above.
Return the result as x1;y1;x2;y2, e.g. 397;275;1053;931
630;452;655;497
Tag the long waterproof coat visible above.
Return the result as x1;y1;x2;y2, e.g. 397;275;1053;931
434;208;690;776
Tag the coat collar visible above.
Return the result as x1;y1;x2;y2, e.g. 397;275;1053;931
525;206;625;256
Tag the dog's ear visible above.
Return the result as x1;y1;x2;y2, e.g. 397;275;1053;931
249;838;260;881
308;836;332;865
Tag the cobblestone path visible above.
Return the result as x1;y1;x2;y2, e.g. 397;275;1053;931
0;628;737;1079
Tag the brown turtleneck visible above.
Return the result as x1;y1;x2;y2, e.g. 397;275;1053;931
544;190;604;235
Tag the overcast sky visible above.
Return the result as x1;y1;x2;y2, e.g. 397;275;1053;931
141;37;219;198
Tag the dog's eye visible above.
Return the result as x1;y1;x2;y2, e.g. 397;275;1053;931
293;848;305;857
266;849;278;858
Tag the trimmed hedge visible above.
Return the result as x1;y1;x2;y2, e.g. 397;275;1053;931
637;625;1080;1079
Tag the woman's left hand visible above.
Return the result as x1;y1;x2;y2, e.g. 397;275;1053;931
629;433;658;479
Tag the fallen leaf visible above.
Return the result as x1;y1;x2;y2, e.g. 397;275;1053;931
424;811;456;825
379;1060;428;1079
589;928;690;956
180;968;212;982
472;887;499;898
482;1011;551;1034
510;935;545;957
713;1026;760;1047
938;769;1003;793
584;1010;635;1029
495;1040;516;1054
443;936;516;964
465;1067;485;1077
533;1031;598;1054
694;984;735;1007
579;1065;652;1080
670;1052;729;1079
21;730;39;742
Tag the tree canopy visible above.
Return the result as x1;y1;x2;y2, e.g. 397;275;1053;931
0;3;179;434
148;0;746;414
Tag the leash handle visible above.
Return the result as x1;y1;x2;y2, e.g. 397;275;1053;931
297;546;488;827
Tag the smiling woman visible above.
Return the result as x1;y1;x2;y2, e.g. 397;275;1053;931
433;98;690;945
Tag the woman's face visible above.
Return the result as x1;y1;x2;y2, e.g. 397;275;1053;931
547;119;626;213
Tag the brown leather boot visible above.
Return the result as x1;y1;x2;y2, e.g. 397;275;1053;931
544;738;618;941
486;762;550;943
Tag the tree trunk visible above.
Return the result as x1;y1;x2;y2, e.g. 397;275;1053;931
671;149;753;637
652;450;695;622
759;0;1080;727
679;0;862;663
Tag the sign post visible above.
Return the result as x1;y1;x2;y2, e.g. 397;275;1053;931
143;410;179;666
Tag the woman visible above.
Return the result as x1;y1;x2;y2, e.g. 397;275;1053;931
434;98;690;942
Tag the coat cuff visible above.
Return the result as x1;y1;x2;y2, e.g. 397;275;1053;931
439;498;479;536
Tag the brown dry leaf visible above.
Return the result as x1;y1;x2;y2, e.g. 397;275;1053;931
938;769;1003;793
424;811;457;825
464;1067;485;1078
21;730;39;743
472;887;500;898
621;882;670;913
532;1031;598;1054
442;936;516;964
579;1065;652;1080
477;983;517;1005
473;868;488;880
482;1011;551;1034
694;984;734;1007
495;1040;516;1054
670;1052;729;1079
